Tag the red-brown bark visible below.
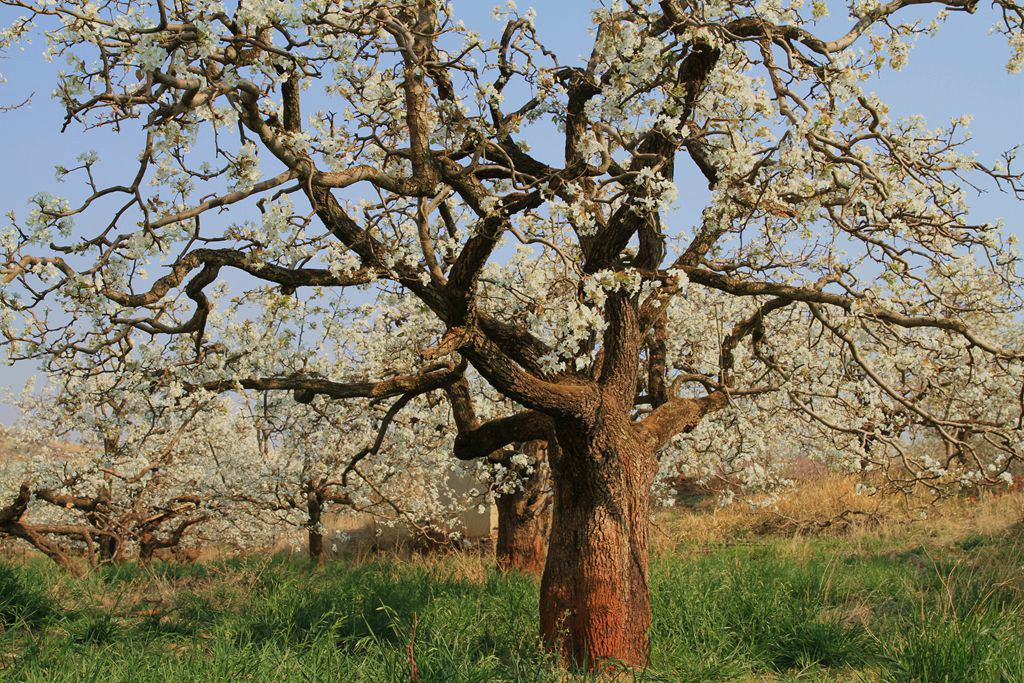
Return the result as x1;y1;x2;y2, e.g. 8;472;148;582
540;412;659;668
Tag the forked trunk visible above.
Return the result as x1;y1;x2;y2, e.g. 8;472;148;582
495;441;551;575
540;416;658;668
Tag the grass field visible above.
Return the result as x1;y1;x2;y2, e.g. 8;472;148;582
2;484;1024;682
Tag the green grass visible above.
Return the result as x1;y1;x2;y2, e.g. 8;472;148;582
1;530;1023;682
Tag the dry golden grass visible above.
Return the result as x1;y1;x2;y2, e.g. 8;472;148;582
652;473;1024;553
922;485;1024;540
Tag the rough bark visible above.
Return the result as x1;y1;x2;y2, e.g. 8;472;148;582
540;411;659;668
495;441;551;575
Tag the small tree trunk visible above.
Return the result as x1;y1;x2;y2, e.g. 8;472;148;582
93;486;116;562
495;441;551;575
307;489;324;562
86;512;118;563
137;535;156;566
97;535;118;561
540;415;658;669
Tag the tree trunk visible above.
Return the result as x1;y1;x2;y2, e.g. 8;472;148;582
137;535;156;566
540;415;658;669
93;485;116;562
495;441;551;575
307;489;324;562
86;512;119;563
97;535;118;562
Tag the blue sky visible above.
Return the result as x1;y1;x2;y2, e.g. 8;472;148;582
0;1;1020;422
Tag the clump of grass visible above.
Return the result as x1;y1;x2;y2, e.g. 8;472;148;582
881;610;1024;683
876;556;1024;683
652;545;876;679
0;562;53;629
67;609;120;645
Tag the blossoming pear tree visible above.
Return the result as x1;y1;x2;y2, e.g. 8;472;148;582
136;271;543;565
0;362;481;567
0;372;234;569
654;280;1024;504
216;386;483;562
0;296;495;566
3;0;1024;667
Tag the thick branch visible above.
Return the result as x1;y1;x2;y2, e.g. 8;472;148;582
638;392;729;452
451;410;552;461
195;359;466;404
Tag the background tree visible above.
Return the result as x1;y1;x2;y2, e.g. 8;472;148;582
213;386;482;562
2;0;1024;667
0;374;226;568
